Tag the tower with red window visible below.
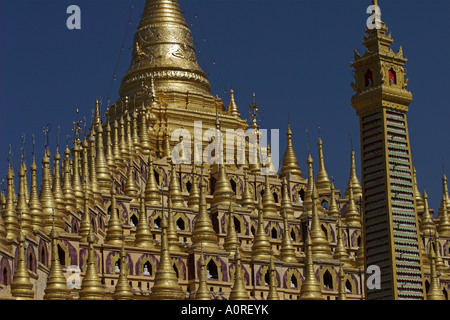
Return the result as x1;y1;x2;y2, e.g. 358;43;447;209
350;2;426;299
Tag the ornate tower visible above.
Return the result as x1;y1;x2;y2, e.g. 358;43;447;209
350;1;426;299
111;0;247;159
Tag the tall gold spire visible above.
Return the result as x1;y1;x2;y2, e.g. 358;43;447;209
44;221;69;300
434;233;446;273
280;210;297;263
229;250;249;300
163;128;172;160
81;139;93;203
251;200;272;260
299;232;324;300
241;169;255;210
345;150;362;199
62;146;76;213
413;167;424;213
166;196;180;252
21;162;29;203
10;222;34;300
309;187;332;259
138;103;151;156
105;186;123;245
119;114;130;162
105;117;116;171
71;141;84;209
262;175;277;217
345;186;361;227
191;178;219;251
51;150;66;216
124;149;139;200
438;174;450;222
316;138;331;192
187;165;200;211
149;207;184;300
125;110;134;159
3;164;18;240
281;123;302;179
79;231;104;300
426;241;445;300
120;0;211;98
144;151;161;206
224;202;239;253
131;109;142;156
337;264;347;300
93;99;102;128
88;134;102;204
194;251;211;300
303;153;317;211
134;192;155;249
333;219;351;267
327;183;340;218
227;89;241;117
95;122;112;194
267;256;279;300
438;197;450;236
29;154;45;232
79;186;91;243
40;149;64;232
113;239;134;300
281;177;294;220
420;190;436;237
112;118;122;166
15;162;33;237
168;161;184;208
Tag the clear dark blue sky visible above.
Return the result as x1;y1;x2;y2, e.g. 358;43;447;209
1;0;449;213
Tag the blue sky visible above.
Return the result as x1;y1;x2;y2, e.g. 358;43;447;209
0;0;449;213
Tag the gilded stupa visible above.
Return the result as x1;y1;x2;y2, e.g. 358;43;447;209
0;0;448;302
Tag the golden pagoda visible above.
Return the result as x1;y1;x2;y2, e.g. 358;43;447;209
149;209;184;300
0;0;448;302
10;221;34;300
229;250;249;300
112;240;134;300
44;220;70;300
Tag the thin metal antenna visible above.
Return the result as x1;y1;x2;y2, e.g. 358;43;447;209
7;144;13;167
83;116;87;139
349;132;353;152
317;124;321;139
32;134;35;158
21;132;25;164
306;128;310;155
56;126;61;152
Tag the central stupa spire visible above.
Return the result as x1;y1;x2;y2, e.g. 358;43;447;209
120;0;211;98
